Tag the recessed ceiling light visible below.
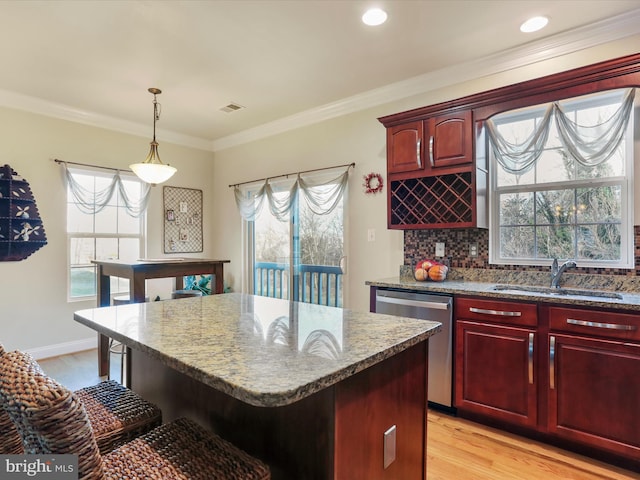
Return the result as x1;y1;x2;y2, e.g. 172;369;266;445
362;8;387;26
520;16;549;33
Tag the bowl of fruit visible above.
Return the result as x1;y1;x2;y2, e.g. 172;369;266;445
414;259;448;282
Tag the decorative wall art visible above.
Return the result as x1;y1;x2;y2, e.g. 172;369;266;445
363;172;384;194
0;164;47;261
163;186;203;253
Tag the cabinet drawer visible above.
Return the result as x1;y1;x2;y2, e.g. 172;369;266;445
549;306;640;341
456;297;537;327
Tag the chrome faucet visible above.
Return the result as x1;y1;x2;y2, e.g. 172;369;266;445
550;258;577;288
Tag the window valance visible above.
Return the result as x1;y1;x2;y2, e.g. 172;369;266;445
62;162;150;217
233;164;353;222
486;88;635;175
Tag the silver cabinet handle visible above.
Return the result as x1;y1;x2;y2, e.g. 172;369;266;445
566;318;636;331
469;307;522;317
549;336;556;390
528;333;534;385
416;139;422;169
429;136;434;165
376;296;450;310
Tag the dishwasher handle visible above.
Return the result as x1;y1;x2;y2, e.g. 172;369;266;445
376;295;450;310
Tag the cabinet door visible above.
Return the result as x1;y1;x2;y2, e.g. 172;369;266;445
427;110;473;169
548;334;640;459
387;121;425;174
455;320;537;428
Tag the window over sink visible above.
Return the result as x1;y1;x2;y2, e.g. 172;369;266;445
488;88;636;268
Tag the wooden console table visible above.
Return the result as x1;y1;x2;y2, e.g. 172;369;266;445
93;258;230;377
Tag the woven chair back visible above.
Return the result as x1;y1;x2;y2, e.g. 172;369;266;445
0;344;29;454
0;350;106;480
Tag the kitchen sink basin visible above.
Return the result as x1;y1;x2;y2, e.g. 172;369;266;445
492;284;623;300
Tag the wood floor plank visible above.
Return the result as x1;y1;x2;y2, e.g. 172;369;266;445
427;411;639;480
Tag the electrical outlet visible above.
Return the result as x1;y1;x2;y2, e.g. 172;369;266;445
435;242;445;257
367;228;375;242
469;242;478;257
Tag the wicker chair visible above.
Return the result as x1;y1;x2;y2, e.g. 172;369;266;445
0;349;271;480
0;347;161;455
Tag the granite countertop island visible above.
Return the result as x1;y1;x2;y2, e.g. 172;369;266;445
367;267;640;312
74;292;440;479
74;292;440;408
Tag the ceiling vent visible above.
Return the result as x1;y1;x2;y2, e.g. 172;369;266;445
220;102;245;113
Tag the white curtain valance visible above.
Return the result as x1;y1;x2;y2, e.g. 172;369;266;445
233;166;351;222
63;162;151;217
486;88;635;175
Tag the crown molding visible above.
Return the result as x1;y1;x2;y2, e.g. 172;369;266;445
211;8;640;152
0;89;212;151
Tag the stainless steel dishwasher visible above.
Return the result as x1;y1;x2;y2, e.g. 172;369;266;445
375;288;453;409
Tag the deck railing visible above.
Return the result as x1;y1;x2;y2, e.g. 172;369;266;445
254;262;343;307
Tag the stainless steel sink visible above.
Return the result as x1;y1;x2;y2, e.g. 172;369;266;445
492;284;622;300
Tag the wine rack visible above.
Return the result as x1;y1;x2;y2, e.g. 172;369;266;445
389;171;473;228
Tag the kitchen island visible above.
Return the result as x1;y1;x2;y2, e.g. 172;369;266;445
74;293;441;480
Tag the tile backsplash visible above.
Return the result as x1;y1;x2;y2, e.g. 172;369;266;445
404;226;640;277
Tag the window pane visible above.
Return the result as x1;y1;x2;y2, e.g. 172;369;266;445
577;224;620;261
535;190;574;225
536;225;574;259
67;203;94;233
70;238;95;266
119;209;141;234
500;226;534;258
576;186;621;223
96;237;119;260
536;148;571;183
496;162;534;187
119;238;140;262
70;266;96;297
95;206;118;234
499;193;533;226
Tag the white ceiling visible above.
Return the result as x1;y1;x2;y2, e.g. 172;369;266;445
0;0;639;152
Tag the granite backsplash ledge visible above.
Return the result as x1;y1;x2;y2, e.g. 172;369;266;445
398;266;640;293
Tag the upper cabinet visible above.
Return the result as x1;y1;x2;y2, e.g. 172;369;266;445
387;121;425;174
386;111;473;176
428;110;473;169
380;108;484;230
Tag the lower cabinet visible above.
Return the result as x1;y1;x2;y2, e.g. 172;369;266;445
455;297;538;428
456;297;640;467
455;320;537;428
547;307;640;460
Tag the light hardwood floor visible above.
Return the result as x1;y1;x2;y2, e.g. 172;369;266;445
38;350;638;480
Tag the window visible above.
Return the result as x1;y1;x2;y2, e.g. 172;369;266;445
238;167;349;307
489;89;635;268
67;169;146;300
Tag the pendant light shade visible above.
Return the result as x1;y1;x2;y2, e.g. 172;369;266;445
130;88;176;185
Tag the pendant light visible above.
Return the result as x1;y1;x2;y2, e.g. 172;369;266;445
130;88;177;185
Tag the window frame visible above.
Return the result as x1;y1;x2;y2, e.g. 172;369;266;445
66;168;146;302
488;90;635;268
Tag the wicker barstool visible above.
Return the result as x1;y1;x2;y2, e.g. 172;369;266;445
0;348;161;455
0;344;23;454
0;350;271;480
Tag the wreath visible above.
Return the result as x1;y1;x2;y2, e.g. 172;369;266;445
363;172;384;194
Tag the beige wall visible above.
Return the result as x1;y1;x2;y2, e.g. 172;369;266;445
211;35;640;313
0;108;214;355
1;34;638;355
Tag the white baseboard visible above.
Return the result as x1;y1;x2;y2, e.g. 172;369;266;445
25;337;97;360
